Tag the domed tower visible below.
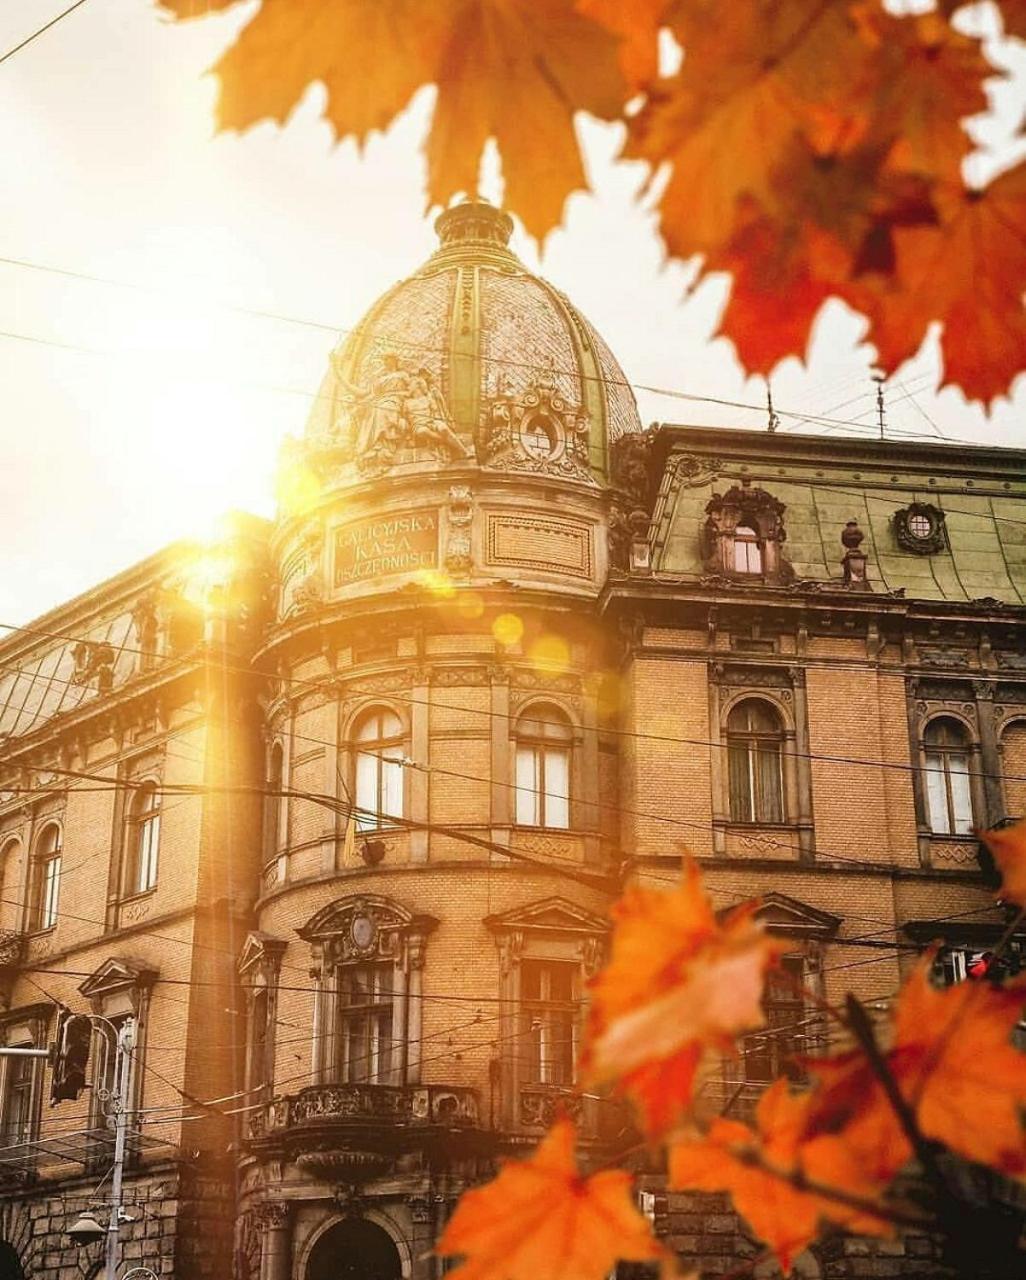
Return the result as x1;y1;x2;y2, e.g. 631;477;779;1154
241;203;644;1280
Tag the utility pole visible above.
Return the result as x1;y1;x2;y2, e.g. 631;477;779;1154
104;1018;136;1280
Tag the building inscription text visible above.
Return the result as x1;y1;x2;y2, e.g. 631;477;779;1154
334;511;439;585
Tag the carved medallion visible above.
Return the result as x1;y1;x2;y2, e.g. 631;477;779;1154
477;375;593;484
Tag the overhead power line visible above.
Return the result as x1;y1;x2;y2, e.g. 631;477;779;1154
0;0;90;66
0;250;1017;450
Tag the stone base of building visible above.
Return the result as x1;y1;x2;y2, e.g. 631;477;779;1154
0;1155;233;1279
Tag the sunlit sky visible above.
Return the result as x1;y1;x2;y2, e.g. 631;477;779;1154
1;0;1024;626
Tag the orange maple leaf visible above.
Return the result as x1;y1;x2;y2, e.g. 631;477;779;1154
851;8;992;180
435;1118;668;1280
582;862;786;1136
161;0;628;239
804;953;1026;1179
857;162;1026;405
670;1081;891;1276
626;1;877;259
575;0;670;86
978;819;1026;907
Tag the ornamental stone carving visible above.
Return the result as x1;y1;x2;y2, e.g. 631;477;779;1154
255;1202;290;1232
894;502;948;554
323;351;472;474
608;432;655;572
841;519;871;590
477;373;593;484
444;484;474;575
265;1083;480;1132
519;1088;583;1128
701;480;793;582
299;895;437;967
71;640;116;692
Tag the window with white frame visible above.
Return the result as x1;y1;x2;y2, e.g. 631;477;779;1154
520;958;578;1086
29;824;61;932
124;783;160;896
732;525;763;574
726;699;785;824
353;709;404;832
923;717;973;835
337;960;395;1084
514;705;572;830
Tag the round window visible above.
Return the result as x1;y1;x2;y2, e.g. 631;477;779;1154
521;416;558;460
907;511;933;540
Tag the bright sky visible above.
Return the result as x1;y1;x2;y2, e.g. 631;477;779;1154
1;0;1024;626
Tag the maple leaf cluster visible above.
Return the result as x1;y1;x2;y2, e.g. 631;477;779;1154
162;0;1026;406
430;828;1026;1280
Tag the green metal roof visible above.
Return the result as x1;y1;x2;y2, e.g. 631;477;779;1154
650;426;1026;605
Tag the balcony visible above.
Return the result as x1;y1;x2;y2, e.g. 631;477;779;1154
254;1082;480;1139
248;1083;482;1181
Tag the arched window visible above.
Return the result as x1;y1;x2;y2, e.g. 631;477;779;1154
727;700;784;824
30;824;61;932
924;718;973;835
265;742;285;857
354;709;404;831
125;783;160;895
514;705;572;830
0;840;20;933
732;525;762;573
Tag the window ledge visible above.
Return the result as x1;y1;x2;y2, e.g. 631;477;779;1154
119;886;158;907
926;834;980;869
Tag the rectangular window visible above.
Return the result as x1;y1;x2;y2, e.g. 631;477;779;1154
1;1051;35;1146
338;963;394;1084
925;751;973;835
515;745;540;826
521;959;577;1086
355;753;404;831
743;956;807;1085
515;746;570;830
924;754;950;833
133;811;160;894
39;856;60;930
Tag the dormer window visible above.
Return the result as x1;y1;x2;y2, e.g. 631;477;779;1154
702;482;792;583
732;526;762;574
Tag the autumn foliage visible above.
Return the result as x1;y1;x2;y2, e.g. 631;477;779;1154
162;0;1026;406
435;829;1025;1280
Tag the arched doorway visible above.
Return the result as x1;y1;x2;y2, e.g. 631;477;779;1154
307;1218;402;1280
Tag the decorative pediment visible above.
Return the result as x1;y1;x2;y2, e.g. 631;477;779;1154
238;931;287;979
484;897;609;937
299;895;438;967
78;957;157;1005
752;894;841;941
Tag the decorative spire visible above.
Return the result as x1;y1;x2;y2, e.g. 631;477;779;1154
435;198;514;249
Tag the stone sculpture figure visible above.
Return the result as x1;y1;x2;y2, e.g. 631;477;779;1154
405;368;471;460
333;352;469;468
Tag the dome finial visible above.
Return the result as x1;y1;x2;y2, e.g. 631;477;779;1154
434;198;514;249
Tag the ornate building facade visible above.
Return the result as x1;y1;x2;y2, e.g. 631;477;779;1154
0;201;1023;1279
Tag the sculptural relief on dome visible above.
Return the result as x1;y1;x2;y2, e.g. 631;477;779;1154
330;351;471;475
477;367;594;485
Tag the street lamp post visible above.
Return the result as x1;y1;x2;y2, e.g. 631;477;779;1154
95;1016;136;1280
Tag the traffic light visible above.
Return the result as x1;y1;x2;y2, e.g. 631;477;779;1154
50;1010;92;1105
